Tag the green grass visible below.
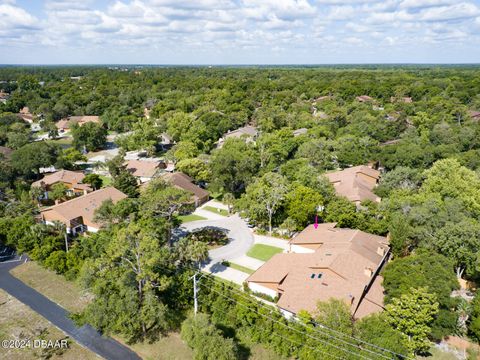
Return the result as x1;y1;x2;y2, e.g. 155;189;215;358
246;244;283;262
223;261;255;275
178;214;207;223
203;206;229;216
47;137;73;146
99;175;112;187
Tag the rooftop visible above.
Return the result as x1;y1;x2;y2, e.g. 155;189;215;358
247;224;389;318
324;165;381;203
41;187;127;229
160;172;209;200
32;170;90;189
126;159;163;179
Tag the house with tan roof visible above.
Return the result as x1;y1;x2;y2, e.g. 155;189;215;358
217;125;258;148
126;159;165;183
0;146;13;160
468;110;480;122
32;170;93;200
324;165;381;205
246;223;389;319
40;187;127;234
390;96;412;104
0;91;9;104
160;172;209;206
17;106;34;123
56;115;100;133
356;95;374;103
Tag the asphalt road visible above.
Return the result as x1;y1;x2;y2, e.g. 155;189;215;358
178;213;254;263
0;257;141;360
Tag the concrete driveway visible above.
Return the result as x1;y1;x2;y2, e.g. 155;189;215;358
176;214;255;284
180;214;254;264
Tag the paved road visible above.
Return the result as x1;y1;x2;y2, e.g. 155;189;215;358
0;257;140;360
179;213;254;263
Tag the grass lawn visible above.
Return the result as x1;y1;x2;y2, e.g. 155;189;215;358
99;175;112;187
10;262;91;313
178;214;207;223
223;261;255;275
0;289;98;360
203;206;229;216
114;333;192;360
246;244;283;262
9;261;281;360
47;137;73;148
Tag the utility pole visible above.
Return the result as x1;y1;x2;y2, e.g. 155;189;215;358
192;272;198;316
64;232;69;253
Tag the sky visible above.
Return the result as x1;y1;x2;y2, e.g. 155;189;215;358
1;0;480;65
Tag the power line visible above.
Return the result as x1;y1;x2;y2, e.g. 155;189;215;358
197;298;345;360
199;282;382;360
199;275;408;359
152;265;407;359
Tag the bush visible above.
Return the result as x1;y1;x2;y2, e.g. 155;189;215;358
181;313;238;360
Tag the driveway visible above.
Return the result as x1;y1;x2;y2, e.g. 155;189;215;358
180;214;254;263
0;256;140;360
192;200;231;220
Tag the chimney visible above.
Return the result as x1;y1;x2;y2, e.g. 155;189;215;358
364;267;374;277
377;246;386;256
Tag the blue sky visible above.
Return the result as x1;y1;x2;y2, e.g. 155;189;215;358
2;0;480;64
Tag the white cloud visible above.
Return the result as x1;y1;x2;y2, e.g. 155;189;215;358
398;0;457;10
418;2;480;21
0;3;39;30
2;0;480;63
325;5;356;20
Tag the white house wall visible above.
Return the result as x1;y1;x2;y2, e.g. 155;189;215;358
248;282;278;299
290;244;315;254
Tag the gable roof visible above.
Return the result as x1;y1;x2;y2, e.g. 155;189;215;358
32;170;89;189
126;160;162;178
356;95;374;102
247;225;388;318
40;187;127;229
56;116;100;130
324;165;381;203
160;172;209;200
224;125;258;139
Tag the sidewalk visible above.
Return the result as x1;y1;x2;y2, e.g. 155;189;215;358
202;262;249;285
229;255;265;270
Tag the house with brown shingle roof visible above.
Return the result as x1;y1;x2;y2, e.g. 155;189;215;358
40;187;127;234
126;159;165;183
246;223;389;319
324;165;381;205
160;172;209;207
56;116;100;133
32;170;93;199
